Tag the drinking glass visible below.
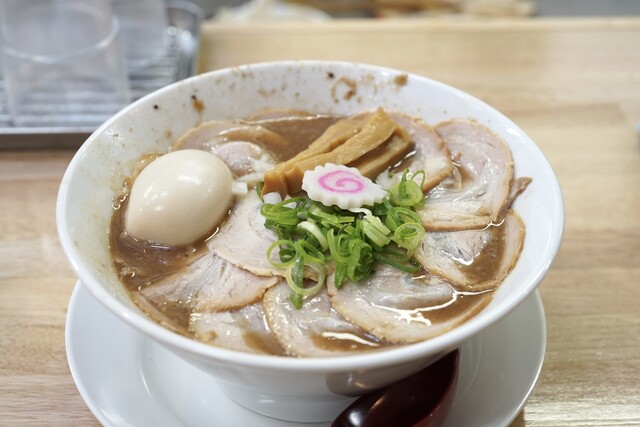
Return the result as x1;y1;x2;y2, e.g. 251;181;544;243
112;0;169;70
0;0;131;127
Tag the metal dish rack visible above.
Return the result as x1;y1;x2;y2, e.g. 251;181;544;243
0;1;203;150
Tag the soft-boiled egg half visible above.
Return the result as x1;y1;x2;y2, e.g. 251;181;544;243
125;149;233;245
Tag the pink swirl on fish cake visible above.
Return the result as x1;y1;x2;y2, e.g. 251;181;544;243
318;170;366;194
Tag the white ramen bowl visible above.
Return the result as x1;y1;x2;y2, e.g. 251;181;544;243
57;61;564;423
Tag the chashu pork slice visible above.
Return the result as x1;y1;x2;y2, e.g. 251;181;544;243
172;119;279;184
376;112;453;192
190;301;285;355
138;250;279;314
327;264;491;344
209;141;277;184
263;280;385;357
173;120;290;152
209;192;324;280
414;210;525;292
173;115;338;167
418;119;517;231
208;191;281;277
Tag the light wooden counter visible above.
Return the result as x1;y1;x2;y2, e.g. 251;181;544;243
1;18;639;426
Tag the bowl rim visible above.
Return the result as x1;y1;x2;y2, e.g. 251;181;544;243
57;59;564;372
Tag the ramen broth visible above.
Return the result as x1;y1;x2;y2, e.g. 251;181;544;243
108;110;526;356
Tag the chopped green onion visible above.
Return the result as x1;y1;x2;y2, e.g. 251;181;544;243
345;239;375;282
294;239;325;264
266;239;297;268
255;181;265;201
286;260;326;297
410;170;426;188
389;170;425;208
290;292;303;309
286;259;326;309
327;229;351;264
333;264;347;289
393;222;425;251
260;197;307;225
297;220;329;251
377;253;421;273
394;206;422;224
262;168;427;308
364;213;391;235
362;216;391;248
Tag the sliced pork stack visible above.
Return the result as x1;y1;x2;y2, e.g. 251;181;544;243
414;211;526;292
207;191;281;277
122;112;531;356
326;264;491;344
139;251;279;310
418;119;518;231
383;113;453;192
174;120;291;153
190;301;284;355
264;281;385;357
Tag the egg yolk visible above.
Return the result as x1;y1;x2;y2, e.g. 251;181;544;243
124;149;233;245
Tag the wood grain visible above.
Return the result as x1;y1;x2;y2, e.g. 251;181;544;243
1;18;639;426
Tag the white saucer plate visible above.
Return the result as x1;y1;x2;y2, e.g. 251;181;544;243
66;283;546;427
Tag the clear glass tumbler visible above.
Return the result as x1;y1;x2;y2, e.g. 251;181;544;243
0;0;131;127
112;0;169;70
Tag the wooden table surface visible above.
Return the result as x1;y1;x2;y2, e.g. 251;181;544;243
1;17;639;426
